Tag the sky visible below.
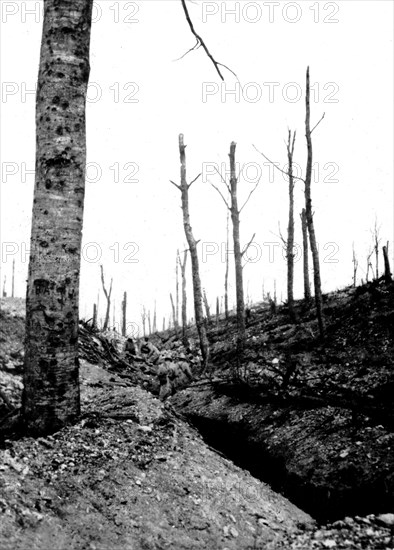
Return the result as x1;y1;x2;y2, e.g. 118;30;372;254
0;0;393;335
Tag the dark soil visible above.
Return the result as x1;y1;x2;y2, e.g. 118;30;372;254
171;278;394;526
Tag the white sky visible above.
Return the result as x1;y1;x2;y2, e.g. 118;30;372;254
0;0;393;334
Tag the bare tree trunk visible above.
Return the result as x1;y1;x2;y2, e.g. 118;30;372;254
147;310;152;335
352;243;358;288
224;208;230;320
141;307;146;337
383;244;392;283
179;248;188;347
2;276;6;298
11;259;15;298
229;142;246;348
176;250;180;329
162;317;166;332
216;296;220;328
170;293;178;336
100;265;112;331
203;288;211;323
121;291;127;337
303;211;314;298
92;303;97;329
286;130;297;321
304;67;325;338
22;0;93;436
373;219;381;280
172;134;209;368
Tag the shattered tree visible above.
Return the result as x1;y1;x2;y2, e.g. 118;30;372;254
304;66;325;338
23;0;94;435
100;264;113;331
171;134;209;368
286;130;297;321
178;248;189;347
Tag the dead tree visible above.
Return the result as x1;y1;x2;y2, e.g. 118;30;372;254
100;265;112;331
216;297;220;328
147;310;152;335
171;134;209;368
175;251;180;328
121;292;127;337
170;293;178;336
92;303;97;330
203;288;211;323
178;248;189;347
162;317;166;332
2;275;6;298
365;248;373;283
352;243;358;288
372;219;381;280
286;129;297;321
224;205;230;320
22;0;94;435
210;142;258;350
141;307;147;337
152;300;157;333
304;66;325;338
383;243;392;283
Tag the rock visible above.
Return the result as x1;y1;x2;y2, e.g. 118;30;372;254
376;513;394;528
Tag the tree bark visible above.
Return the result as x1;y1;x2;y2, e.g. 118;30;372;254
304;67;325;338
176;251;180;329
383;244;392;283
121;292;127;337
203;288;211;323
300;209;311;301
100;265;112;331
286;130;296;322
176;134;209;368
92;303;97;330
179;248;189;347
352;244;358;288
22;0;93;435
229;142;246;348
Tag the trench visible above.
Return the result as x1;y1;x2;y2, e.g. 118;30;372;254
183;412;391;524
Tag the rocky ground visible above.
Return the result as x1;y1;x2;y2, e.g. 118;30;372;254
1;279;394;549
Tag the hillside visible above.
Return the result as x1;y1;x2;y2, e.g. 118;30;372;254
1;278;394;549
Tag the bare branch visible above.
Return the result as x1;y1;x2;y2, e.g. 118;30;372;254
241;233;256;258
310;112;325;135
180;0;237;81
213;164;231;194
253;144;305;183
239;179;260;214
277;222;286;246
209;180;230;210
188;172;201;189
170;180;181;190
173;38;200;61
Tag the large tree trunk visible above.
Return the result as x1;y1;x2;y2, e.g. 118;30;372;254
176;134;209;368
22;0;93;436
304;67;325;338
286;130;296;322
229;142;246;348
179;249;189;347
